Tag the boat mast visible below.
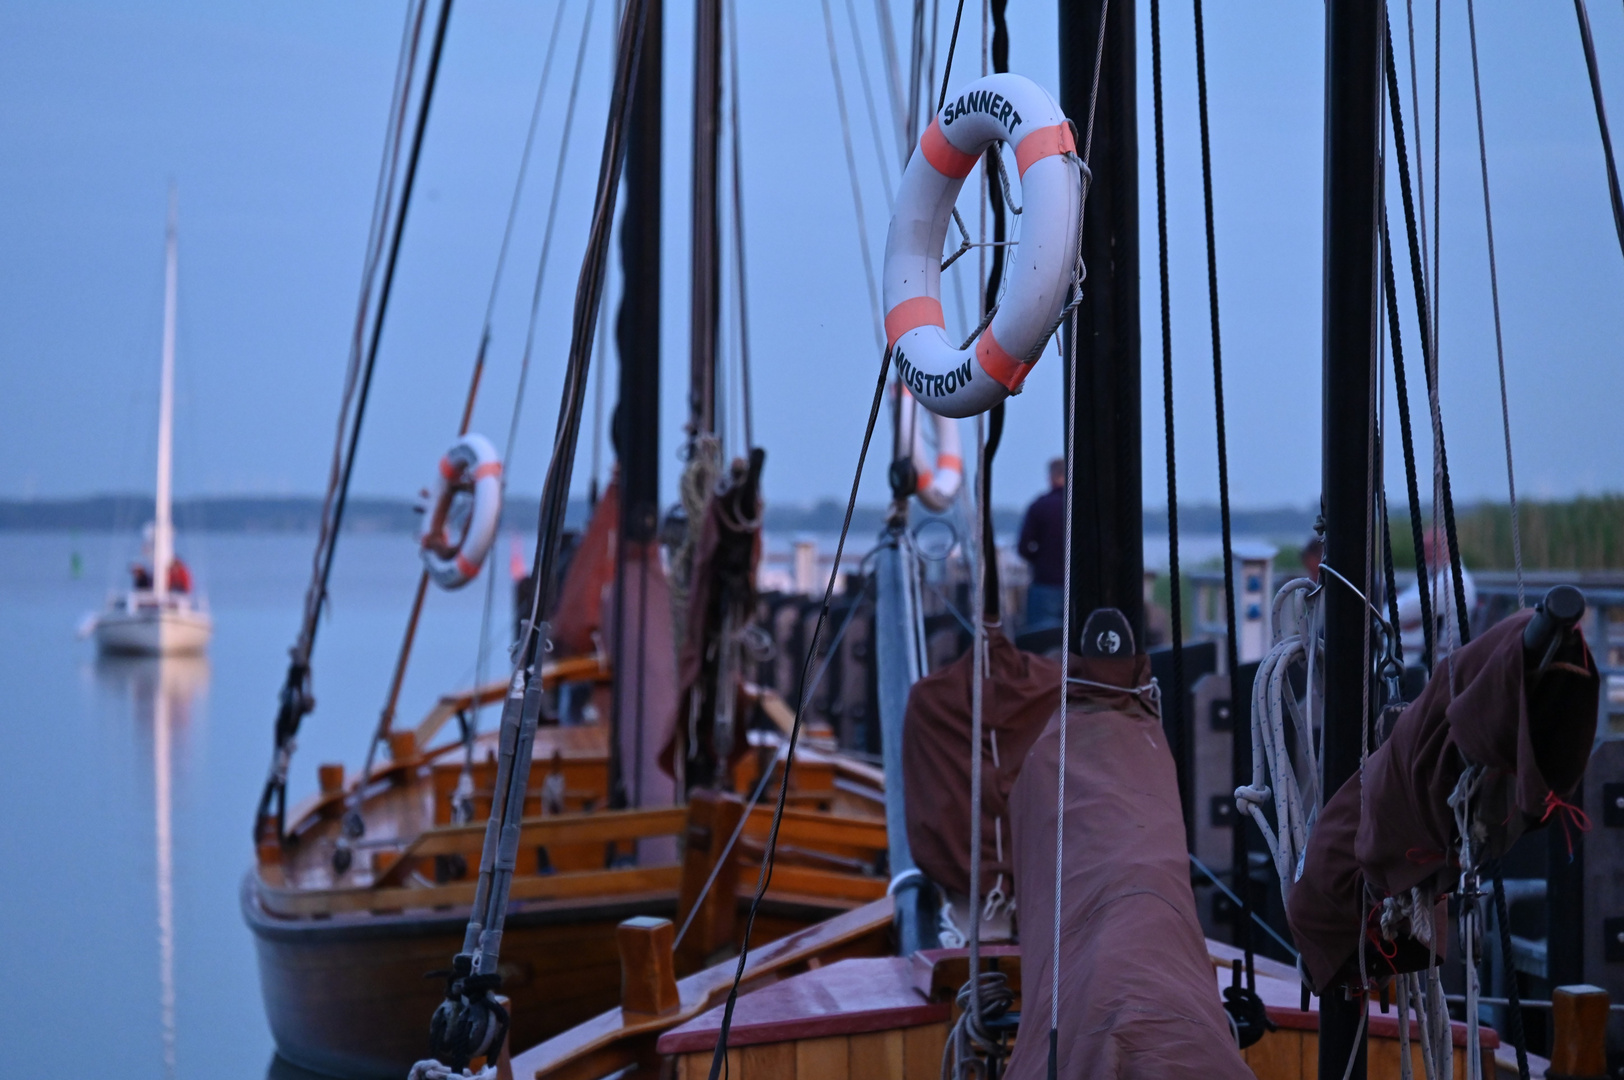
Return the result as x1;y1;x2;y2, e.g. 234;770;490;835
612;0;663;807
154;186;179;599
687;0;721;444
1057;0;1142;647
1318;0;1382;1076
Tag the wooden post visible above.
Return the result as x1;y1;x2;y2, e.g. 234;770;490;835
317;763;345;794
674;791;745;974
618;916;680;1016
1550;984;1609;1080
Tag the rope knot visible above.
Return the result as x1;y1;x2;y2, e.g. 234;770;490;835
1541;790;1592;860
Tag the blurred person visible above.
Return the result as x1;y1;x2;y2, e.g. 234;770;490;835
1018;458;1067;633
1395;532;1477;663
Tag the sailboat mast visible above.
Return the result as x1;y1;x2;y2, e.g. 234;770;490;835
1057;0;1143;646
154;188;179;598
1318;1;1382;1076
687;0;721;443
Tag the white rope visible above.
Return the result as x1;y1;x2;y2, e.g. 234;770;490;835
1236;576;1324;903
408;1061;495;1080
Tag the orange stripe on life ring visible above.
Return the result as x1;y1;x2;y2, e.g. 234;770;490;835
1015;122;1076;177
976;327;1037;391
454;553;480;580
884;296;945;349
921;117;978;179
937;453;963;473
915;468;934;492
472;461;502;481
438;457;457;480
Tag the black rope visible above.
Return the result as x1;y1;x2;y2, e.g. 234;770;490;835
1190;0;1254;989
1574;0;1624;263
934;0;968;114
1149;0;1185;826
707;346;894;1080
256;0;454;841
1380;10;1469;648
1492;864;1533;1080
1379;206;1433;669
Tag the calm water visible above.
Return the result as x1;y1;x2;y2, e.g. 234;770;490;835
0;530;493;1079
0;524;1259;1078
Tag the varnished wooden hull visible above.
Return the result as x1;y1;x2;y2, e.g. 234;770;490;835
244;875;850;1079
244;875;673;1078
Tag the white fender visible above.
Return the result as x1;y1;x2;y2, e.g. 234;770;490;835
420;433;503;589
898;389;963;511
882;73;1084;419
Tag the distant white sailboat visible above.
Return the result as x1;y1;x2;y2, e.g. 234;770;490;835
89;190;212;656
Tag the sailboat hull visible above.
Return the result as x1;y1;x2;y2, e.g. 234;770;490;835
93;605;212;656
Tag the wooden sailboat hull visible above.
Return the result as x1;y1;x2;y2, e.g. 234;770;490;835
243;875;679;1079
94;603;212;655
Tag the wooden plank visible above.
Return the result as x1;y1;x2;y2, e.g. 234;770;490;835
795;1036;849;1080
738;1042;795;1078
675;792;745;975
902;1021;947;1080
373;806;687;886
260;864;682;917
752;864;887;903
512;897;894;1079
1242;1027;1302;1078
743;806;887;853
848;1029;903;1077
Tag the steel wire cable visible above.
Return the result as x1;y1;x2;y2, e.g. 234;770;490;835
256;0;451;839
1574;0;1624;261
1463;0;1524;609
1149;0;1187;859
822;0;886;351
705;347;896;1080
471;0;600;748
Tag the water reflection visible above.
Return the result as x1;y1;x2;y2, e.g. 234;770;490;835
97;655;208;1080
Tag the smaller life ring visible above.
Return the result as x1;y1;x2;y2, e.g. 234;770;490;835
882;73;1084;419
898;388;963;511
420;433;503;589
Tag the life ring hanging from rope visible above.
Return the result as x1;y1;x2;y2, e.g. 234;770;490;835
883;73;1085;420
419;432;503;589
897;387;963;511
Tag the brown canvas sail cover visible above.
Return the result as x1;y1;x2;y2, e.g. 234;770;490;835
902;629;1061;899
1004;655;1251;1080
1286;609;1599;991
659;465;762;784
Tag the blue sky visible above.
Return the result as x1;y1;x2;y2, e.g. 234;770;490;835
2;0;1622;512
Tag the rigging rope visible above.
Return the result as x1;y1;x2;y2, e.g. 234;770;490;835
470;0;600;766
255;0;450;843
822;0;886;351
706;347;895;1080
1463;0;1524;609
1574;0;1624;262
844;0;897;209
1382;19;1438;668
1150;0;1186;787
1049;8;1109;1074
426;1;651;1069
1190;0;1257;992
725;0;755;451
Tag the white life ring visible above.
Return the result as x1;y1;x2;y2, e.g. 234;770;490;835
898;388;963;511
882;73;1084;419
420;433;503;589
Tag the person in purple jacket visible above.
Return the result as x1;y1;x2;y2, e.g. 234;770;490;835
1017;458;1067;633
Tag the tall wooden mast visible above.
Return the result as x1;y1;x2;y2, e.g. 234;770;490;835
1058;0;1143;647
153;186;179;598
1318;0;1383;1075
688;0;722;443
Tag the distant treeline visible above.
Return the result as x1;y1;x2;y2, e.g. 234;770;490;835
1391;496;1624;570
3;493;1319;538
